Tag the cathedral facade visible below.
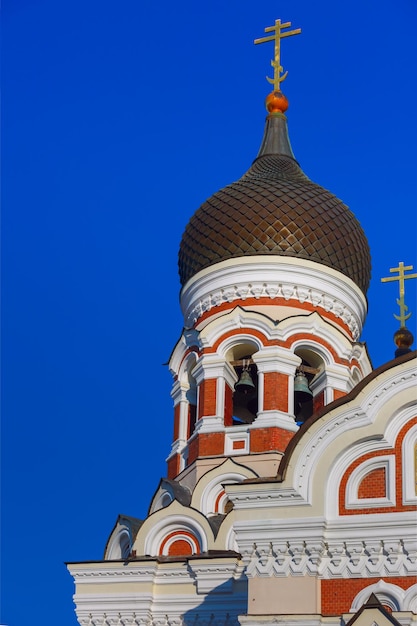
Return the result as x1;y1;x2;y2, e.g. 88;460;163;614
67;20;417;626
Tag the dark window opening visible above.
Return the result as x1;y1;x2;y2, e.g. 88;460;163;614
294;358;314;424
232;358;258;425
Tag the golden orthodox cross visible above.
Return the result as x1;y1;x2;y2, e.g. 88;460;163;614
381;262;417;327
254;19;301;90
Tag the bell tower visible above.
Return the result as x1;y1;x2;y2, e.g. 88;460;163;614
68;20;417;626
166;20;372;488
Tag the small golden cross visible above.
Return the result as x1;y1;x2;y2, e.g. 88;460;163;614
254;19;301;91
381;262;417;327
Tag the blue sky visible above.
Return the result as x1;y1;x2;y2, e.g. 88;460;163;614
2;1;416;624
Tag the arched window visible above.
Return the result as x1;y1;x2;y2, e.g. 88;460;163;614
293;348;324;423
179;353;198;440
226;342;259;426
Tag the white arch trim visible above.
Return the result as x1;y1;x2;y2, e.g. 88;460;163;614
143;514;208;556
199;471;253;516
345;455;396;509
350;580;417;612
106;528;131;560
402;421;417;505
160;531;200;556
283;359;416;513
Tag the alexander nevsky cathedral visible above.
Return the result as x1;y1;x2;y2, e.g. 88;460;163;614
67;18;417;626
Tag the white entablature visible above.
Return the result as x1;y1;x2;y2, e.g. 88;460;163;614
180;256;368;339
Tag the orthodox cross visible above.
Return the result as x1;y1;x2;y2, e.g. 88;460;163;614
381;262;417;327
254;19;301;90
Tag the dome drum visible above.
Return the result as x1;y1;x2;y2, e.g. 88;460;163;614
180;256;368;340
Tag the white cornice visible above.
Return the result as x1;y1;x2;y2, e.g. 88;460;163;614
180;257;367;339
236;519;417;579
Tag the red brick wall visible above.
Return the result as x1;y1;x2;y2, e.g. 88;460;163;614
167;539;193;556
250;427;293;453
358;467;386;499
167;454;180;479
333;389;347;401
321;577;415;615
198;378;217;419
187;432;225;464
264;372;288;412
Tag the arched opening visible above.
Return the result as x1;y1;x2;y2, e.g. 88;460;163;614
293;348;324;424
226;343;259;425
232;358;258;424
184;356;197;438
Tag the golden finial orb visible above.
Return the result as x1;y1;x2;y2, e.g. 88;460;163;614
265;90;289;114
394;326;414;350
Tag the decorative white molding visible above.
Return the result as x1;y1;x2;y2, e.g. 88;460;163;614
70;580;246;626
293;407;370;504
188;558;245;594
241;535;417;579
297;362;417;512
402;422;417;506
106;526;132;560
226;483;307;509
350;580;417;612
196;309;367;380
252;347;301;375
69;564;159;584
345;455;396;509
225;431;250;457
142;514;209;556
160;531;199;556
180;257;367;339
198;470;251;515
250;410;299;431
171;380;189;405
239;617;336;626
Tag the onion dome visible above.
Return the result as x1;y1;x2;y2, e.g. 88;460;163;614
179;91;371;294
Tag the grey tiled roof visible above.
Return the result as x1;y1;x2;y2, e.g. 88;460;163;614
179;153;371;294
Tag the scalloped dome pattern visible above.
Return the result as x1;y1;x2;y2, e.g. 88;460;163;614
179;155;371;294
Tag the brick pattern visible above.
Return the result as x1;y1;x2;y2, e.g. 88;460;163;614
187;432;225;464
321;576;415;615
198;378;217;419
233;440;246;450
263;372;288;412
358;467;386;499
167;454;180;480
333;389;347;401
167;539;193;556
339;416;417;515
159;530;200;557
250;427;293;453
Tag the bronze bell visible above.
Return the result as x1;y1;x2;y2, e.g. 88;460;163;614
235;369;255;394
294;371;313;403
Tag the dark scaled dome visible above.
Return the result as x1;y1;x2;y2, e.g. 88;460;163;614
179;97;371;295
